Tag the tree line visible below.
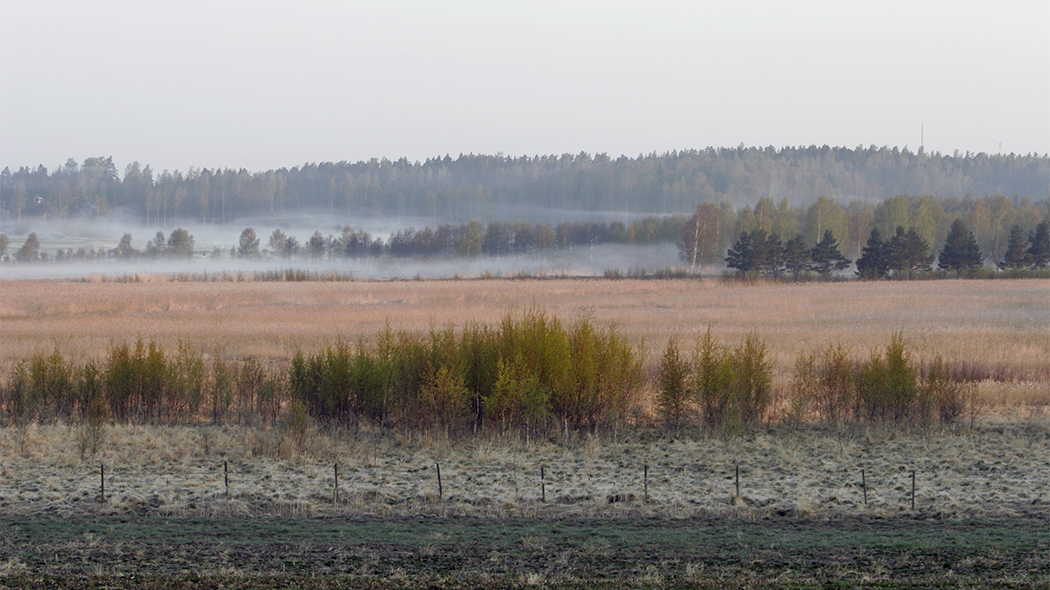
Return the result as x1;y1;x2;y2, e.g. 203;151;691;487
714;218;1049;280
675;194;1049;275
4;194;1047;274
2;147;1046;223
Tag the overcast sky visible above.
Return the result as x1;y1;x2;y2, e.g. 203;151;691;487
1;1;1047;174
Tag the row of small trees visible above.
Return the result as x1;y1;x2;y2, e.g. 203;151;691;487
0;311;643;439
721;217;1049;280
657;331;973;433
2;321;982;438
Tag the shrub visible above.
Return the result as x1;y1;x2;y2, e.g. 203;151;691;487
691;327;735;433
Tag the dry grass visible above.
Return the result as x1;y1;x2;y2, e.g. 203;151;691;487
0;420;1047;520
2;278;1047;380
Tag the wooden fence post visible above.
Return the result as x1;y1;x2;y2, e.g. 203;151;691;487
224;460;229;500
541;466;546;503
911;470;916;510
862;469;868;505
99;464;105;503
334;463;339;504
644;464;649;503
436;462;443;501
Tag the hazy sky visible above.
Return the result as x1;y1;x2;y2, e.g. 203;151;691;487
2;0;1047;174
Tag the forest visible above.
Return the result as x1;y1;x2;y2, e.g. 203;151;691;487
2;146;1047;223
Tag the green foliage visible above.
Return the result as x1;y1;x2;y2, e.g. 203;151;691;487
15;233;40;262
691;328;736;433
809;230;851;280
731;333;774;425
1028;218;1050;268
657;338;690;431
237;228;261;258
937;219;983;276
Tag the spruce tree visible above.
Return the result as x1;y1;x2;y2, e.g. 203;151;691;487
855;228;889;279
999;224;1029;270
782;233;809;281
1027;219;1050;269
887;226;934;279
938;219;983;276
725;231;756;278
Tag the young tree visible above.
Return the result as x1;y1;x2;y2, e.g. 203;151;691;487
658;338;691;432
116;233;137;259
999;224;1029;270
937;219;983;276
809;230;850;280
15;232;40;262
167;228;195;259
855;228;889;280
238;228;261;258
146;231;166;258
1027;218;1050;269
268;228;288;257
782;233;810;281
306;231;328;259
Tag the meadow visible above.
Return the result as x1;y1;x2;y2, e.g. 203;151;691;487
2;277;1047;379
1;276;1048;588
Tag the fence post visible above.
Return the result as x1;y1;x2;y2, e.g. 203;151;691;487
224;460;229;500
644;464;649;503
735;463;740;498
436;462;443;501
911;470;916;510
862;469;868;505
541;466;546;503
334;463;339;504
99;464;105;503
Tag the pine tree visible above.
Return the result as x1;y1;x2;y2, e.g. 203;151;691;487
938;219;983;276
809;230;850;280
855;228;889;279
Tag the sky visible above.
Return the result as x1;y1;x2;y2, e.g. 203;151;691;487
1;0;1048;175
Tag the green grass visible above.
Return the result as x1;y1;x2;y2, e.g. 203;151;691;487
2;516;1047;589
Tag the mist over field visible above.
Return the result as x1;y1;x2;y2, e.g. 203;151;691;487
0;211;684;280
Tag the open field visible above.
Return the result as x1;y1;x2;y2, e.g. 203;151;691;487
2;515;1047;589
1;423;1048;588
2;277;1048;379
1;277;1049;588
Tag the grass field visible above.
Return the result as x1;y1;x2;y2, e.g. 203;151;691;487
1;276;1048;588
2;277;1048;379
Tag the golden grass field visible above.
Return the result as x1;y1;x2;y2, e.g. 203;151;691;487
2;277;1048;377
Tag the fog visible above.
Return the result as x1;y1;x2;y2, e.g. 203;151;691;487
0;212;690;281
